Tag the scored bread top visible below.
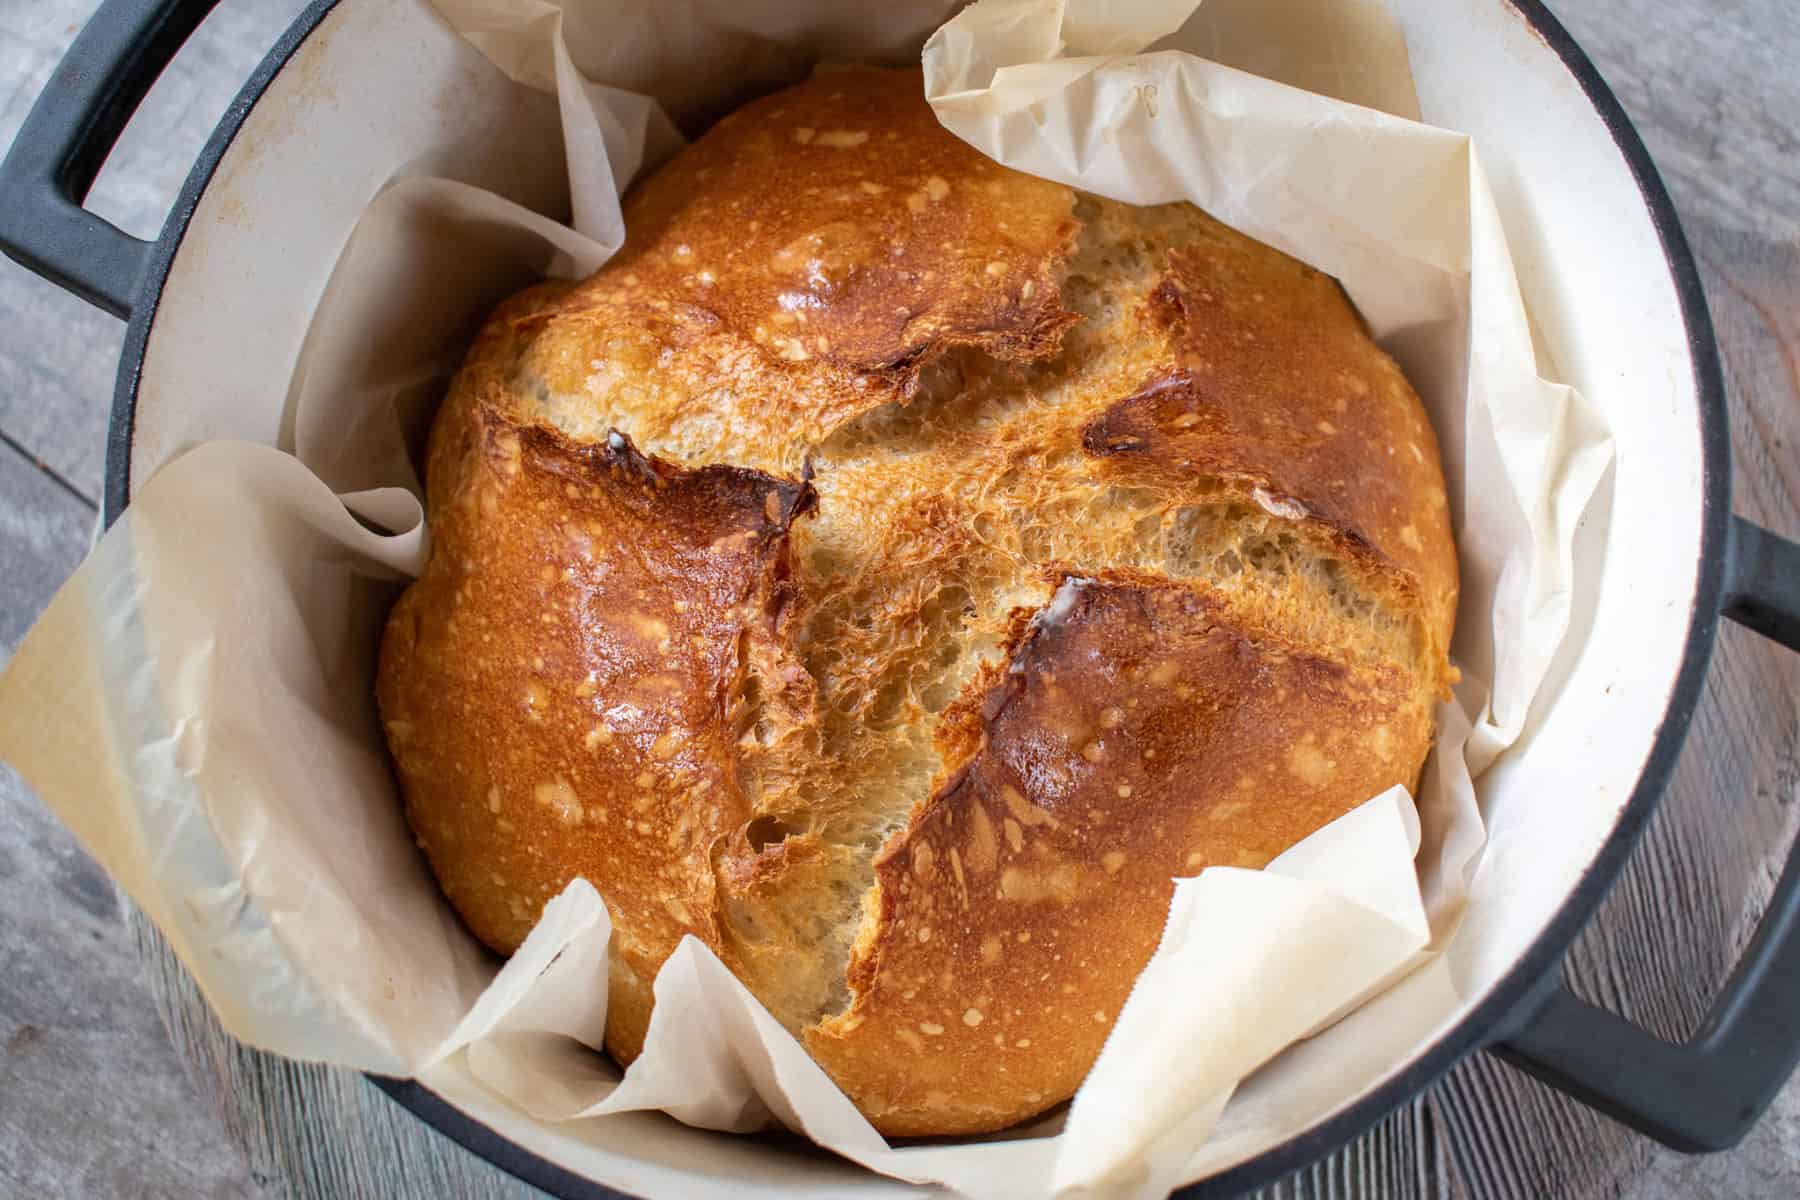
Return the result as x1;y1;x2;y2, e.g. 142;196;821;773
377;64;1457;1136
496;64;1079;476
809;574;1430;1133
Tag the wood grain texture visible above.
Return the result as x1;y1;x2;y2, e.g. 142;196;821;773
0;763;265;1199
0;12;120;500
0;0;1792;1196
0;438;90;658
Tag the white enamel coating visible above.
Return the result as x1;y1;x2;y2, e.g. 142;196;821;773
1394;0;1706;996
126;0;1708;1188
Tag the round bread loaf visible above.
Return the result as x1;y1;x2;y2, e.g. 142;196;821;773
377;65;1457;1137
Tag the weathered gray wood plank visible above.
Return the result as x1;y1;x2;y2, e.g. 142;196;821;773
133;916;538;1199
0;212;119;504
0;5;127;503
0;437;89;658
0;765;272;1199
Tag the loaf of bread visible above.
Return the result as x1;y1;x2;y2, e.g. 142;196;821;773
377;64;1457;1137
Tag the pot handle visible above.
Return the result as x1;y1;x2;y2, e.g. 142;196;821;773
1492;515;1800;1152
0;0;220;319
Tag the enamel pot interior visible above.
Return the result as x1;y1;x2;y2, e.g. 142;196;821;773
105;0;1725;1194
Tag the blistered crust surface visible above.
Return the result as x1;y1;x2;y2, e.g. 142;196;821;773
476;65;1080;477
378;405;811;994
1081;236;1457;652
804;575;1429;1133
378;65;1459;1136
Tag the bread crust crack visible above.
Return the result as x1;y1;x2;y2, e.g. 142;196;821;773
377;64;1457;1137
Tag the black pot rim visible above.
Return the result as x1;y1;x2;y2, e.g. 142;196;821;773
102;1;1733;1196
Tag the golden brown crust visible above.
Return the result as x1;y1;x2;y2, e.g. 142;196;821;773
377;402;812;993
472;65;1080;476
804;574;1430;1134
1078;241;1458;659
377;64;1460;1138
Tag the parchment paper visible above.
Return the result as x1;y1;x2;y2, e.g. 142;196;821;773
0;1;1613;1196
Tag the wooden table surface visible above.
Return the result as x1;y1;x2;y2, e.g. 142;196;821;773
1;1;1796;1197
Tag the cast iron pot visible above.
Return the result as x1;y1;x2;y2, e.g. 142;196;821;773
3;1;1799;1196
